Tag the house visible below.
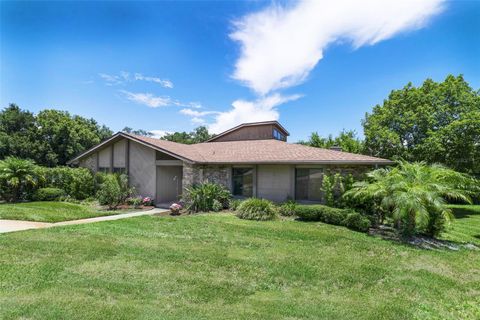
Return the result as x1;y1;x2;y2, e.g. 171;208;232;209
68;121;392;206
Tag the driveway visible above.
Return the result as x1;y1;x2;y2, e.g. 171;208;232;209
0;208;168;233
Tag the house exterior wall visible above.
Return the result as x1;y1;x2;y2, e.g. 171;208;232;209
182;163;373;203
129;140;156;199
79;153;97;172
113;139;126;168
183;163;232;190
98;146;111;168
257;165;293;202
211;124;288;142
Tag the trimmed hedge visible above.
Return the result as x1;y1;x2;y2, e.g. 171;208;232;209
295;204;371;232
33;187;66;201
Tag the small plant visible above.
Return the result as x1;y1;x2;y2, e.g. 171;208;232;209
321;174;335;207
142;197;153;206
212;199;223;212
278;200;297;216
182;182;231;213
127;196;143;208
33;187;66;201
169;202;182;215
236;198;277;221
229;199;242;211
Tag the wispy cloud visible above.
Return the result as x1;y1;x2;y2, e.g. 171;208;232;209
120;90;202;109
179;108;220;125
120;90;176;108
134;73;173;88
99;71;173;88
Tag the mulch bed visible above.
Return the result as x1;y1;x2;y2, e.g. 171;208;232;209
368;225;478;251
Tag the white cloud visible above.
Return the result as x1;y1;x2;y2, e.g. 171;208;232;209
179;108;219;125
230;0;445;95
120;90;175;108
134;73;174;88
120;90;202;110
99;71;173;88
208;93;301;133
150;130;172;139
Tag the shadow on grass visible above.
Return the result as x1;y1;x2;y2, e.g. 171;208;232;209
448;206;480;219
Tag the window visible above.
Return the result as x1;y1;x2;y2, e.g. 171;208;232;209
295;168;323;201
232;168;253;197
273;128;285;141
113;167;126;174
98;167;110;173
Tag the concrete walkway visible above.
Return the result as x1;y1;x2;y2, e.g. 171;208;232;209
0;208;168;234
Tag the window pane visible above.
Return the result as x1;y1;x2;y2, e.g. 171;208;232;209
232;168;253;197
295;168;323;201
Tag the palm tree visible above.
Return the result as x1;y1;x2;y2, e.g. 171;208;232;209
0;157;40;202
345;161;474;237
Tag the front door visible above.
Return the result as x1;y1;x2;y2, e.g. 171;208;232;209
156;166;183;205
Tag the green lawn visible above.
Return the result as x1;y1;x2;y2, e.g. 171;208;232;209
0;207;479;319
442;204;480;245
0;201;121;223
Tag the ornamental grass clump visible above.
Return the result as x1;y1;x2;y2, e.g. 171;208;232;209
182;182;231;213
236;198;277;221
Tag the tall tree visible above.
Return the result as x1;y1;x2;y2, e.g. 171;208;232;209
162;126;214;144
363;75;480;174
0;105;112;166
298;130;364;154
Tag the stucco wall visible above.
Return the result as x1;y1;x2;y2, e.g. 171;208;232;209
129;140;156;199
98;146;111;168
257;165;293;202
113;139;126;168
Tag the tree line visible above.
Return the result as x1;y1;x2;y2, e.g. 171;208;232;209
1;74;478;173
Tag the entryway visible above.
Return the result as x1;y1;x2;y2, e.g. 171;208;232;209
156;166;183;208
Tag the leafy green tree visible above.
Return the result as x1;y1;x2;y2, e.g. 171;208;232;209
363;75;480;174
298;130;364;154
162;126;214;144
345;161;475;237
0;157;41;202
0;105;112;166
122;127;153;136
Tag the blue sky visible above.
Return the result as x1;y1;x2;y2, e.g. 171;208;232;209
1;0;479;142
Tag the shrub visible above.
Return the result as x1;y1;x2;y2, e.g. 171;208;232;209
34;187;66;201
182;182;231;213
127;196;143;208
295;204;370;232
0;157;43;202
96;173;135;209
236;198;277;221
342;212;372;232
229;199;242;211
278;200;297;216
44;166;95;200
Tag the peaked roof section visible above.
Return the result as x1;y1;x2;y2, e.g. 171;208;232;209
206;120;290;142
69;131;392;165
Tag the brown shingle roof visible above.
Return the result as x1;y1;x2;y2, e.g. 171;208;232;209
129;134;392;165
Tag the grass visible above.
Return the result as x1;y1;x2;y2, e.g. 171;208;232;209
0;206;479;319
441;204;480;245
0;201;123;223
